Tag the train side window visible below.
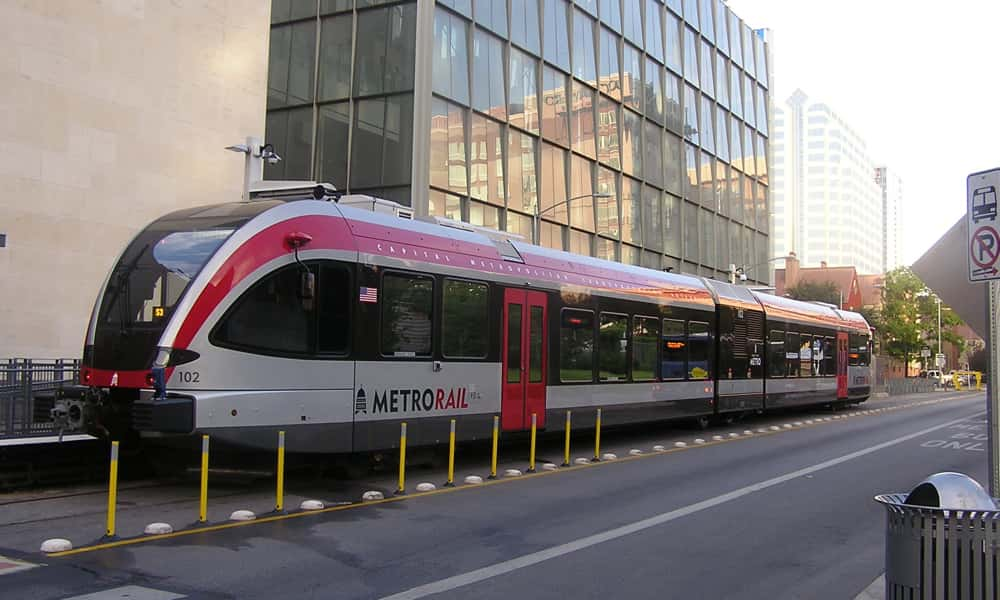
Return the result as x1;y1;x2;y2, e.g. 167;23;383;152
442;279;489;359
767;329;785;377
560;309;595;382
317;264;351;355
507;304;522;383
811;337;822;376
785;331;799;377
529;306;544;382
848;333;860;366
212;264;312;355
632;316;658;382
381;273;434;357
857;335;870;367
598;313;628;382
823;337;836;375
799;335;812;377
688;321;712;380
661;318;686;380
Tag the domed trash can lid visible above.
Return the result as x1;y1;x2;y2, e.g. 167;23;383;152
904;472;996;510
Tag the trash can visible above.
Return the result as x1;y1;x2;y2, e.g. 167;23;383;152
875;472;1000;599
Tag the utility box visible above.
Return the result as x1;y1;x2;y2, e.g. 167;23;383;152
876;472;1000;599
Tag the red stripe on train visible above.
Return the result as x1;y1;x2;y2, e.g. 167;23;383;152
172;214;355;350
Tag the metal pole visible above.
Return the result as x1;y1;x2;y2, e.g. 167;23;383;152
105;441;119;537
275;430;285;512
528;413;537;473
592;408;602;461
988;281;999;495
242;136;262;203
532;212;539;245
396;422;407;495
199;435;209;523
562;410;572;466
445;419;456;487
489;415;499;479
938;298;942;356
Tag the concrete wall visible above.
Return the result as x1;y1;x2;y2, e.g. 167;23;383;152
0;0;270;358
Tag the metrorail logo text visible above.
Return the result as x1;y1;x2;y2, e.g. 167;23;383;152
354;386;475;415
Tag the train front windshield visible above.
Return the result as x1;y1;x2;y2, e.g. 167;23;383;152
90;203;276;371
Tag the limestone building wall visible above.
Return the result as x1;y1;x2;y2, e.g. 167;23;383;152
0;0;270;358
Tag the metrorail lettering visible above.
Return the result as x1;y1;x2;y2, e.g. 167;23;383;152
361;387;473;415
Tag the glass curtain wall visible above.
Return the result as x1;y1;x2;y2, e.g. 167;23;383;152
267;0;771;282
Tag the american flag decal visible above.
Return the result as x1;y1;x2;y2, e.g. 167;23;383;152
359;286;378;303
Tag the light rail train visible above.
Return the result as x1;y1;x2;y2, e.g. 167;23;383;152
63;183;872;453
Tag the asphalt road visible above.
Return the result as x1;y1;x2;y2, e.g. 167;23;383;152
0;392;989;600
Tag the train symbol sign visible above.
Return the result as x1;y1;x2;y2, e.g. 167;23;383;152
968;169;1000;282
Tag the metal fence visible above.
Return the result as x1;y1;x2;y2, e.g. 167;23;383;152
0;359;79;437
886;378;939;396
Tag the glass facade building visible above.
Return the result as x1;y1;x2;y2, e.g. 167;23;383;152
267;0;770;283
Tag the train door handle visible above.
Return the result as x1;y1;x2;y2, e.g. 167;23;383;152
433;361;442;372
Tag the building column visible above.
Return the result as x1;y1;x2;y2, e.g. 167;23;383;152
408;0;436;216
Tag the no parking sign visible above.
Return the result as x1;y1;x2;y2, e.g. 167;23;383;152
969;169;1000;281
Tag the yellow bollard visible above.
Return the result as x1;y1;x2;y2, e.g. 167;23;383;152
562;410;572;466
445;419;456;487
489;415;499;479
198;435;209;523
275;430;286;512
592;408;602;462
105;441;120;537
396;422;407;495
527;413;537;473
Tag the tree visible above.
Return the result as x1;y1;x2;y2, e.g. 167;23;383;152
880;266;967;373
881;268;923;371
786;280;840;306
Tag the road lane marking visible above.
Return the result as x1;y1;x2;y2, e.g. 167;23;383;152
379;410;985;600
62;586;185;599
0;555;37;576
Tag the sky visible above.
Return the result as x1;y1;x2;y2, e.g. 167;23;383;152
726;0;1000;266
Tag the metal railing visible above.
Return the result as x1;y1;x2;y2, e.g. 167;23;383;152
0;358;79;437
886;377;939;396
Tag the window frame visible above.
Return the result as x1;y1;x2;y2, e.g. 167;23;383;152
209;260;353;360
661;317;687;381
767;328;785;378
379;270;436;359
440;277;490;360
785;331;799;377
560;307;597;383
687;319;712;380
823;336;836;376
631;315;659;382
597;311;629;383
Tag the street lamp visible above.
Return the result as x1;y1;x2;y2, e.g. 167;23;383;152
729;255;795;285
226;136;282;202
936;296;942;357
533;192;613;245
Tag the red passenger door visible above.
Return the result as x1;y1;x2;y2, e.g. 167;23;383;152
501;289;547;431
836;332;849;399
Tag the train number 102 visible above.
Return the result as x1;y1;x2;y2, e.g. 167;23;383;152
177;371;200;383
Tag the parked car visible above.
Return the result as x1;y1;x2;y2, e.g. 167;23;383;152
925;369;944;385
947;370;971;387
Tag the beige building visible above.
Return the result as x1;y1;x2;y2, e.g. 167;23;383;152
0;0;269;358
